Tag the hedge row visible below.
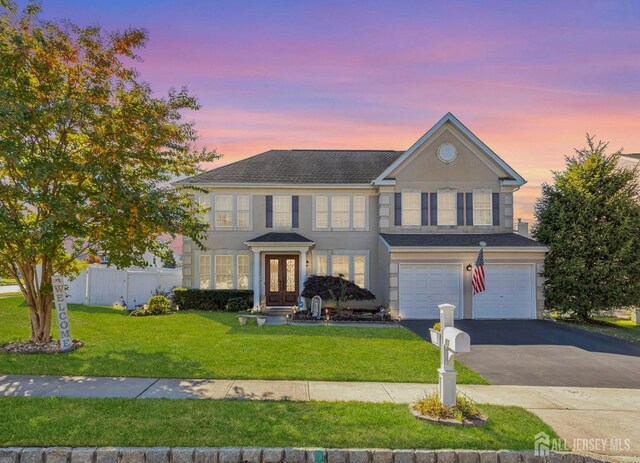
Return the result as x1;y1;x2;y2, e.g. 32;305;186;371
172;288;254;311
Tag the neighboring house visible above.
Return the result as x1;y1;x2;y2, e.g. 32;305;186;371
619;153;640;170
176;113;547;320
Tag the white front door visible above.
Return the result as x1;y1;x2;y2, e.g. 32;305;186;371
473;264;535;319
399;264;462;319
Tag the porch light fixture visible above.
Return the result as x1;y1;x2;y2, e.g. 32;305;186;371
466;264;473;272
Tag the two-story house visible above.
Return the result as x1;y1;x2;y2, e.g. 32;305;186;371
176;113;547;320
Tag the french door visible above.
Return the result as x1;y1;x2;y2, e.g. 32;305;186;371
265;255;299;306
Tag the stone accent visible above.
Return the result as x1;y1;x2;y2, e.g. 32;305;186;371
0;448;605;463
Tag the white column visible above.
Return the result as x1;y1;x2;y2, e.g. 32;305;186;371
299;249;308;308
252;250;261;308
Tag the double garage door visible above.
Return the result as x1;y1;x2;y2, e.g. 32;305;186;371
399;264;535;319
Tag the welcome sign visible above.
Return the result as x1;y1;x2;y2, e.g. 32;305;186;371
52;274;73;352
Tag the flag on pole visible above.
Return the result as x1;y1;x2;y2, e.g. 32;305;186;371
471;247;486;295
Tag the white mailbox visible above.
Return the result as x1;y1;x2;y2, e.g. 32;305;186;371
442;327;471;354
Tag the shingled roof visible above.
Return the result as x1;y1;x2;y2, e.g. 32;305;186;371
380;233;546;248
177;150;404;185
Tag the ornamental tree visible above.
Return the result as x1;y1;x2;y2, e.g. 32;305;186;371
301;274;376;312
533;136;640;321
0;2;216;342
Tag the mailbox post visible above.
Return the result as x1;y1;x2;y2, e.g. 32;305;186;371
437;303;470;407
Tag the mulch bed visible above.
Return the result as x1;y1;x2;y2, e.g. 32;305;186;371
293;311;396;324
409;403;487;427
1;339;84;354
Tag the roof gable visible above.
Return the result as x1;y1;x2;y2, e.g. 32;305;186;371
373;113;526;187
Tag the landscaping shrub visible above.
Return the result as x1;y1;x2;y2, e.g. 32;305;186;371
130;295;174;317
172;288;254;311
301;275;375;312
413;392;481;422
225;297;251;312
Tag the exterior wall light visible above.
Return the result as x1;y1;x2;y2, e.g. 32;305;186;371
466;264;473;272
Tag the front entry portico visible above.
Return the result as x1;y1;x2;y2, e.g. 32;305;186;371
244;232;315;308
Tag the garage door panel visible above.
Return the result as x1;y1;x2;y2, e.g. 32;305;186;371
399;264;461;319
473;265;534;319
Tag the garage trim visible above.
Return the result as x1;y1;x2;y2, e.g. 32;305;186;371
398;262;464;319
471;263;536;319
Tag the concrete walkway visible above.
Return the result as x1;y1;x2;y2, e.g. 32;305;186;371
2;374;639;461
0;284;20;294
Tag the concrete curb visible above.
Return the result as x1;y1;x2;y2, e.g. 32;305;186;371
0;448;609;463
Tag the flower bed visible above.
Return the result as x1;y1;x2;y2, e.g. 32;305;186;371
1;339;84;354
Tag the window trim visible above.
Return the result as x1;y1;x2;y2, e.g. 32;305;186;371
472;189;493;226
437;188;457;226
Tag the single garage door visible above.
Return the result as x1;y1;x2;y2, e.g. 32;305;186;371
473;264;535;319
399;264;462;319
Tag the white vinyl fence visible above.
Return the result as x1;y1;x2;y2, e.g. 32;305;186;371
65;266;182;307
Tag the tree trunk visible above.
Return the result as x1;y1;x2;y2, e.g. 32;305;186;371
19;260;55;343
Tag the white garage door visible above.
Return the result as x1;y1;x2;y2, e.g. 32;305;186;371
399;264;462;319
473;264;535;319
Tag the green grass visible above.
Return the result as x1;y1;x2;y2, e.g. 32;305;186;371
0;397;555;449
0;297;485;383
558;316;640;344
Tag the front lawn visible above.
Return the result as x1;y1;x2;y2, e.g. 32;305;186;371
0;397;555;449
557;317;640;344
0;297;485;383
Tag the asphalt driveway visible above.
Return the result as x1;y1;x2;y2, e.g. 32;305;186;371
402;319;640;388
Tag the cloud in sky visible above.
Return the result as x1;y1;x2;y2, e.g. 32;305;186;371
37;0;640;230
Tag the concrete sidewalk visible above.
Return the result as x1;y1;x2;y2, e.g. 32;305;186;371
2;374;639;461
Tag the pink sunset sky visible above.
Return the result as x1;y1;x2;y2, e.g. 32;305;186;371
41;0;640;230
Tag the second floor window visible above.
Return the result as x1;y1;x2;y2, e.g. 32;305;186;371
273;195;292;228
473;190;492;226
315;195;367;230
437;189;457;226
237;196;250;229
214;195;233;227
331;196;350;228
402;191;421;226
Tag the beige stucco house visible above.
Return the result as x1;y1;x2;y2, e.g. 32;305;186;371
177;113;547;319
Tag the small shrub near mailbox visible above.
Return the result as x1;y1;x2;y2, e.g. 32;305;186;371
172;288;254;311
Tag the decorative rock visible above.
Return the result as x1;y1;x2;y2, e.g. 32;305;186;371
283;448;306;463
305;448;325;463
218;448;241;463
172;449;195;463
348;449;369;463
95;449;119;463
70;448;95;463
0;448;22;463
326;449;347;463
434;450;456;463
456;451;479;463
371;450;393;463
392;450;414;463
261;448;284;463
120;448;145;463
413;450;435;463
194;448;218;463
477;451;498;463
21;449;44;463
241;448;262;463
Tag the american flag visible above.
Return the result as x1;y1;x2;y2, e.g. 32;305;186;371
472;247;486;295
